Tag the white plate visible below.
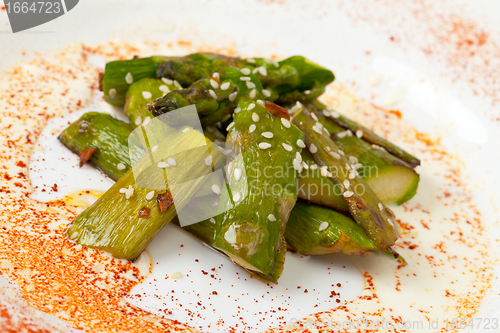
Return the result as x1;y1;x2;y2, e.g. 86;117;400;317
1;0;500;332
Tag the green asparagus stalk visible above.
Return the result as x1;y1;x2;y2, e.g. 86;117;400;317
285;200;378;256
310;100;420;167
292;107;400;251
148;66;264;126
213;98;304;277
297;150;349;212
102;56;170;107
297;105;420;206
60;112;286;280
124;78;177;128
67;128;222;261
58;112;137;181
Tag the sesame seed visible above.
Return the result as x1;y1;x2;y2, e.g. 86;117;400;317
233;192;241;202
152;145;158;153
289;101;303;114
252;112;259;122
212;184;221;195
135;116;142;126
337;131;348;138
281;118;291;128
167;157;176;166
309;144;318;154
209;89;217;99
213;72;220;79
262;89;271;97
318;222;329;231
226;122;235;131
146;191;155;201
256;99;265;107
282;143;292;152
267;214;276;222
338;150;345;156
349;156;358;164
313;125;323;135
171;272;182;279
293;159;303;172
343;190;354;198
320;167;328;177
159;85;170;94
205;155;213;166
234;168;242;181
142;116;151;127
349;172;356;179
304;90;311;95
249;89;257;99
356;129;363;138
259;142;272;150
125;72;134;84
117;163;126;170
210;79;219;89
247;58;256;63
240;68;251;75
259;66;267;76
249;124;256;133
252;67;260;74
240;76;251;81
174;80;182;89
270;59;280;67
388;218;395;227
109;88;117;98
157;161;169;169
311;113;319;122
378;203;384;211
330;110;340;118
248;103;256;111
347;130;353;137
325;146;331;152
310;164;318;170
296;139;306;148
353;163;363;170
119;188;127;194
234;107;241;114
125;185;134;200
330;151;341;159
142;91;152;99
262;132;273;138
229;91;238;101
161;77;173;85
295;152;302;163
343;180;350;188
220;82;230;90
302;162;309;170
372;144;381;150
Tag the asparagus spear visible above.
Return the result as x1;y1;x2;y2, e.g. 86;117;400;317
213;98;304;277
310;100;420;167
67;128;221;261
58;112;137;181
286;200;378;256
292;107;400;251
297;150;349;212
148;66;264;126
124;78;177;128
102;56;171;107
59;112;286;280
297;105;420;206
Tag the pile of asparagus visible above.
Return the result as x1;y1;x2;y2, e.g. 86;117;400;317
60;53;420;282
